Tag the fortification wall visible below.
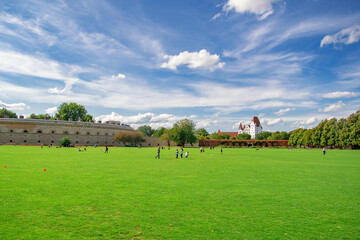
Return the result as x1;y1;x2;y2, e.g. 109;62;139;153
0;119;137;146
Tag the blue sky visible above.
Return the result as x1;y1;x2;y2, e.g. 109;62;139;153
0;0;359;132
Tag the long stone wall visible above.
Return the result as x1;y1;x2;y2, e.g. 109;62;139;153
0;118;134;146
0;118;200;147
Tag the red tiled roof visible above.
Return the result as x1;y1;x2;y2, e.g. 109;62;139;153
252;117;261;127
217;131;238;138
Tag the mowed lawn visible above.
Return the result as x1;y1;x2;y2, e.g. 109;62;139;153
0;146;359;239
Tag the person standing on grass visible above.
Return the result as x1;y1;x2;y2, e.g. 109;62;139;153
176;149;179;159
221;147;223;155
185;151;189;158
105;146;109;153
155;147;160;159
180;148;183;159
322;147;326;155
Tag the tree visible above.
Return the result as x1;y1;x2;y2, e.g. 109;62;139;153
55;102;88;121
160;129;173;147
27;113;52;119
268;131;290;140
218;133;230;139
59;137;71;147
0;108;18;118
196;128;209;136
255;131;272;140
84;114;93;122
171;119;197;147
114;131;145;146
152;127;166;137
208;132;221;139
137;125;154;137
237;133;251;140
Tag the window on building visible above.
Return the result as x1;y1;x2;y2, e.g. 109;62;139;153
10;130;13;133
64;131;68;134
23;130;28;133
52;131;55;134
37;130;42;133
76;132;79;135
87;132;90;135
10;140;12;142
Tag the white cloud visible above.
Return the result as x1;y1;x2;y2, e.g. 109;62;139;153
262;118;283;126
322;91;360;99
196;119;218;129
211;13;221;21
319;101;346;113
0;50;81;89
223;0;279;21
0;12;57;46
45;107;58;115
274;107;296;116
320;25;360;47
113;73;126;79
0;100;27;111
161;49;225;71
95;112;196;130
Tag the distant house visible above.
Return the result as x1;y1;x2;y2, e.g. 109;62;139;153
218;116;263;139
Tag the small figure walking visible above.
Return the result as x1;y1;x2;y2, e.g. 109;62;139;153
105;146;109;153
155;147;160;159
180;148;184;159
185;151;189;158
176;149;179;159
221;147;223;155
322;147;326;155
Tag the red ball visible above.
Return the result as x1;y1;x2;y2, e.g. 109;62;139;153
44;168;46;171
4;166;6;168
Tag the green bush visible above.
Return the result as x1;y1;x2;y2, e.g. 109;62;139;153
59;137;71;147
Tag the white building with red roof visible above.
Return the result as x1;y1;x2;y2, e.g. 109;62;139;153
238;116;262;139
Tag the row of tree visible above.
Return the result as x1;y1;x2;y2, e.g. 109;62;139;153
0;103;93;122
137;119;198;147
289;110;360;148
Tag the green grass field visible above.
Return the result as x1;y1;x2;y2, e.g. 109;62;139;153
0;146;359;239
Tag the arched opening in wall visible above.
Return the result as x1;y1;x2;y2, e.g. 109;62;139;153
10;130;13;133
51;141;54;143
97;132;99;135
23;130;28;133
87;132;90;135
10;140;12;143
149;143;151;146
24;140;27;143
87;141;89;144
52;131;55;134
37;130;42;133
38;140;41;143
76;141;78;144
105;141;107;144
76;132;79;135
64;131;68;134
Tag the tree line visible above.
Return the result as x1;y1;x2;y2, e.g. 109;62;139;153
289;110;360;148
0;103;93;122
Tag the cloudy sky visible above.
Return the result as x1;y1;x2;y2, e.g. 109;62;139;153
0;0;359;132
